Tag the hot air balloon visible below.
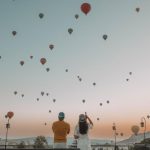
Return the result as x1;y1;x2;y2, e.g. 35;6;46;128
14;91;17;95
41;91;44;96
46;93;49;96
20;61;24;66
12;31;17;36
106;100;110;104
100;103;103;106
97;118;100;121
116;133;118;136
7;112;14;119
93;82;96;86
79;78;82;82
30;56;33;59
68;28;73;34
77;75;80;78
49;44;54;50
147;115;150;119
129;72;132;75
46;68;50;72
82;99;85;103
49;110;51;113
21;94;24;98
44;123;47;126
0;56;1;59
81;3;91;15
75;14;79;19
40;58;46;65
65;69;68;72
136;7;140;12
37;98;39;101
126;78;129;81
103;34;108;40
39;13;44;19
120;133;124;136
53;99;56;103
131;125;140;135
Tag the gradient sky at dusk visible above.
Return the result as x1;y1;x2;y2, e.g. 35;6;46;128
0;0;150;140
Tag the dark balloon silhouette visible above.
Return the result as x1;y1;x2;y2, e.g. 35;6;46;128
39;13;44;19
68;28;73;34
12;31;17;36
46;93;49;96
100;103;103;106
49;110;51;113
97;118;100;121
120;133;124;136
49;44;54;50
129;72;132;75
40;58;46;65
106;100;110;104
53;99;56;103
20;61;24;66
37;98;39;101
0;56;1;59
75;14;79;19
126;78;129;81
103;34;108;40
21;94;24;98
41;91;44;96
30;56;33;59
65;69;68;72
14;91;17;95
81;3;91;15
79;78;82;82
136;7;140;12
46;68;50;72
82;99;85;103
93;82;96;86
44;123;47;126
147;115;150;119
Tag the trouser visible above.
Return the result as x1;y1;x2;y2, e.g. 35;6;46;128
53;142;67;148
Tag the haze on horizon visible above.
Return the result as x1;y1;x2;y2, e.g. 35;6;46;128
0;0;150;140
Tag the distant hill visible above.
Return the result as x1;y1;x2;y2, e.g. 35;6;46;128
118;131;150;145
0;137;112;146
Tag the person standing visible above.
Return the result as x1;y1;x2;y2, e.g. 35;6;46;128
52;112;70;148
74;114;93;150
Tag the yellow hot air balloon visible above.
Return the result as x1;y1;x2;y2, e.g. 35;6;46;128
131;125;140;135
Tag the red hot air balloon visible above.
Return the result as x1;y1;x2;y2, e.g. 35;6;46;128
40;58;46;65
7;112;14;119
81;3;91;15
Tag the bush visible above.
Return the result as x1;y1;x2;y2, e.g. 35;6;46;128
33;136;48;149
17;141;26;149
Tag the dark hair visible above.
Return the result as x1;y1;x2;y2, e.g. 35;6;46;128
79;121;88;134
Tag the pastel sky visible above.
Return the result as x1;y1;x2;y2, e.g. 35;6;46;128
0;0;150;140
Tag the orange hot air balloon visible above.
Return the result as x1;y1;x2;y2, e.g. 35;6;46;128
7;111;14;119
81;3;91;15
40;58;46;65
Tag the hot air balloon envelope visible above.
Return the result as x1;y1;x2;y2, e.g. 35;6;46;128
40;58;46;65
7;111;14;119
81;3;91;15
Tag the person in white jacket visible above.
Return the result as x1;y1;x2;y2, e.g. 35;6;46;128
74;113;93;150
